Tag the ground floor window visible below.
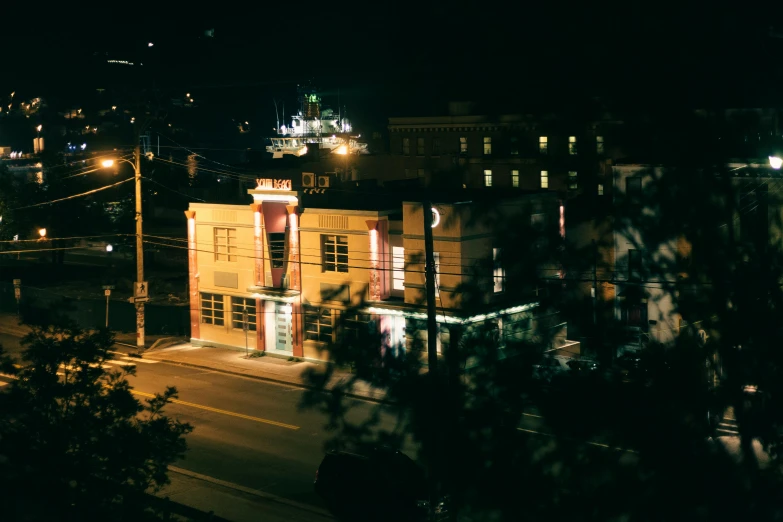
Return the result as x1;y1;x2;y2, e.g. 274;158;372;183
231;297;257;331
304;305;334;342
201;293;224;326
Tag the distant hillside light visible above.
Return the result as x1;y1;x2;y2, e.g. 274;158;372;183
38;228;46;238
769;156;782;170
148;42;154;47
106;244;113;252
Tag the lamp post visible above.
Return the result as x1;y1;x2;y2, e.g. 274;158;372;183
769;156;782;170
101;143;145;348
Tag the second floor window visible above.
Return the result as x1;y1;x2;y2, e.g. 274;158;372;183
493;248;505;293
322;234;348;273
432;138;441;155
596;135;605;155
417;137;425;155
200;293;224;326
510;137;519;155
392;246;405;290
459;136;467;155
483;136;492;155
540;170;549;189
402;137;410;155
214;227;237;262
539;136;548;154
484;169;493;187
511;169;519;188
598;183;604;196
268;232;286;268
568;171;578;190
569;136;578;155
231;297;257;331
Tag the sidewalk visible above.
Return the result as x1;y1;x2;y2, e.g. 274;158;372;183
136;343;388;402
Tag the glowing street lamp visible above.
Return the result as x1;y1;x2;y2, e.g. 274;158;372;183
101;159;115;168
769;156;782;170
38;228;46;239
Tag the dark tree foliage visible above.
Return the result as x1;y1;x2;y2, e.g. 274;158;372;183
0;325;192;521
300;142;783;520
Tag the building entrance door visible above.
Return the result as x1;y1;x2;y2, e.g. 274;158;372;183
275;303;292;352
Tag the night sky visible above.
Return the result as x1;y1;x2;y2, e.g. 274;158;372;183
3;3;783;127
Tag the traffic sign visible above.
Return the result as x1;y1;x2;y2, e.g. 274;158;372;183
104;289;111;296
134;281;149;299
13;279;21;287
128;297;150;303
102;285;115;290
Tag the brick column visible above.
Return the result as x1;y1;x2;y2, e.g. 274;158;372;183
255;298;265;352
185;210;200;340
250;203;264;286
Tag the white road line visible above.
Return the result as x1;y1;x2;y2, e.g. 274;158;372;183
105;360;137;367
120;357;159;364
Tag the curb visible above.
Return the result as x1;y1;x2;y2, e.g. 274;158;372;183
149;358;391;405
168;466;333;519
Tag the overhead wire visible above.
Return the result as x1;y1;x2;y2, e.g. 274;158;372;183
11;177;135;210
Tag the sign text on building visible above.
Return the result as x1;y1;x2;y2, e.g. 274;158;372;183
256;178;292;190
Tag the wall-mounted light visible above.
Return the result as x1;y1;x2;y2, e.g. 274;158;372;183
430;207;441;228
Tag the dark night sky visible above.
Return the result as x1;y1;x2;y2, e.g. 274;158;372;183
3;3;783;126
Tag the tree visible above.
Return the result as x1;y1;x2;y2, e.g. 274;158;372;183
0;324;192;521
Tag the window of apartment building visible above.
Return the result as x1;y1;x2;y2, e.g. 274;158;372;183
459;136;468;155
598;183;604;196
402;137;410;155
392;246;405;290
493;248;505;293
344;312;372;340
417;168;425;178
510;137;519;155
540;170;549;189
304;305;333;343
568;136;578;155
322;234;349;273
568;171;578;190
483;136;492;155
417;137;425;155
404;168;413;178
432;137;441;156
214;227;237;262
628;249;642;280
596;135;605;155
484;169;493;187
626;177;642;196
511;169;519;188
539;136;548;154
268;232;286;268
200;293;224;326
231;297;257;331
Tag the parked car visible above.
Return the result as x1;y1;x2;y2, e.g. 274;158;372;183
314;447;447;521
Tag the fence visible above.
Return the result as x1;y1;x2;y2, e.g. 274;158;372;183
0;282;189;335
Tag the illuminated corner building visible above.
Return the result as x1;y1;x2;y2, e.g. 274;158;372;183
186;180;579;363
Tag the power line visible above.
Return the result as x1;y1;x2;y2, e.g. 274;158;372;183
11;177;135;210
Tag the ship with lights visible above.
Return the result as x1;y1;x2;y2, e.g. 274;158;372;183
266;86;368;158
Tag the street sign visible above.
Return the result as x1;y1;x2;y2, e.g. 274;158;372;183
134;281;149;299
128;297;150;303
12;279;21;287
14;288;20;300
102;285;115;290
104;289;111;296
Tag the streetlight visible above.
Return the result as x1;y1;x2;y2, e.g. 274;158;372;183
769;156;782;170
38;228;46;240
101;146;146;348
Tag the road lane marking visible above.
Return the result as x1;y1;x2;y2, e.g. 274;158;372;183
517;427;638;453
522;412;543;418
167;466;332;518
120;357;159;364
104;360;138;367
130;389;300;430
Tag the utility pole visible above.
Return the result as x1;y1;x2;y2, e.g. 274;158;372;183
134;141;146;348
422;201;440;517
592;239;598;327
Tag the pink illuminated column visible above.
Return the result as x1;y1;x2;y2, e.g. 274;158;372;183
184;210;200;339
250;203;264;286
285;205;300;291
365;220;381;301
